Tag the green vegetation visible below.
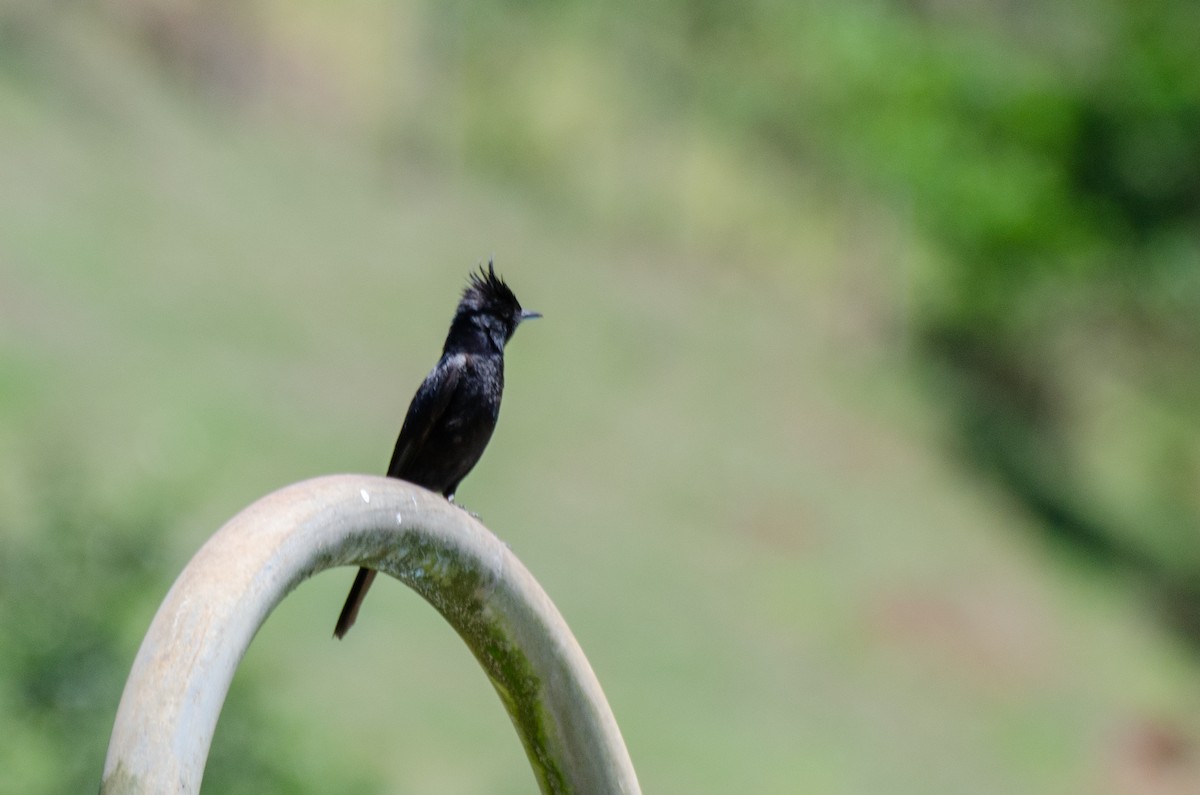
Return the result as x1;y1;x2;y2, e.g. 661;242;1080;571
1;1;1198;793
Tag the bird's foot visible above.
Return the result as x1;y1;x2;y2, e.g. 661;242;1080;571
447;495;480;520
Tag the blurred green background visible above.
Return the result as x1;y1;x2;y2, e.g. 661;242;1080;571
2;1;1199;793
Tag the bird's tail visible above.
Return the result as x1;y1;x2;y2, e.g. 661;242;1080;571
334;567;377;639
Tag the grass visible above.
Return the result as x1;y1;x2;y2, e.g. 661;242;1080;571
3;5;1200;794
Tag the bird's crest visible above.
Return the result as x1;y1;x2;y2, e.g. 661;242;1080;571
462;258;520;312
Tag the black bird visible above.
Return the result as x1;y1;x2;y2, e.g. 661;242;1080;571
334;260;540;639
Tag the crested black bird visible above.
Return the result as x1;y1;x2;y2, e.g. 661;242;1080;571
334;261;540;639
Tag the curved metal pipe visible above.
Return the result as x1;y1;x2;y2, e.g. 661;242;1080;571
100;475;640;795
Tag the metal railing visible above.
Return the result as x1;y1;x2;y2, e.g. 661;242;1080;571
99;475;640;794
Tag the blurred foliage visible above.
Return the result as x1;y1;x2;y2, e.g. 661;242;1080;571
0;464;375;794
3;0;1200;791
0;468;165;793
415;0;1200;624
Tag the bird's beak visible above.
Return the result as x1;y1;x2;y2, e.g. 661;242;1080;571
520;309;543;322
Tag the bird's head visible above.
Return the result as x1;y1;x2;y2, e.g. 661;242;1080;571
446;259;541;354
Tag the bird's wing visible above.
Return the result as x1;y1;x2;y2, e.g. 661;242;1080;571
386;353;464;478
337;356;464;640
